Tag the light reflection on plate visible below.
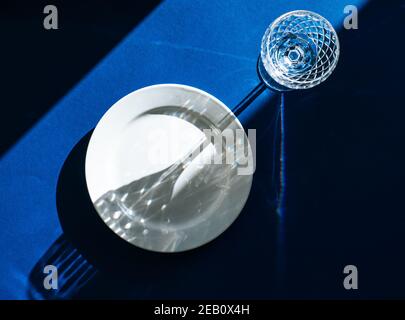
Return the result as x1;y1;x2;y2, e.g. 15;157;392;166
85;84;253;252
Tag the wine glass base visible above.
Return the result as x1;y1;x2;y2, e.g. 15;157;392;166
257;57;292;92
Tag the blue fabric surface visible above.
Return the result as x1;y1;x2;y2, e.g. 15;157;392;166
0;0;368;299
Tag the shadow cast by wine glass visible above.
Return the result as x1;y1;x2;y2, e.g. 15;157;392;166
27;235;97;300
27;86;284;299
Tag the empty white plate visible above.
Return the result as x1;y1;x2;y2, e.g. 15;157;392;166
85;84;254;252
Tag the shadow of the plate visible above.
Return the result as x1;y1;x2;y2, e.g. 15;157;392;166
28;87;282;299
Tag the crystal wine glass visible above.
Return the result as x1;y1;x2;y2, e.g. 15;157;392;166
258;10;340;91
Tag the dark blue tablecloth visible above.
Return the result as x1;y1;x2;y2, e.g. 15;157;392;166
5;0;405;299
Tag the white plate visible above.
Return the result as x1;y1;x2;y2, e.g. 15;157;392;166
85;84;253;252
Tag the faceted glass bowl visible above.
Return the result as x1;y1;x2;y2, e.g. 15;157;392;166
260;10;340;90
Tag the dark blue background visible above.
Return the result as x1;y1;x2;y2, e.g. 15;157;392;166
1;0;405;299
